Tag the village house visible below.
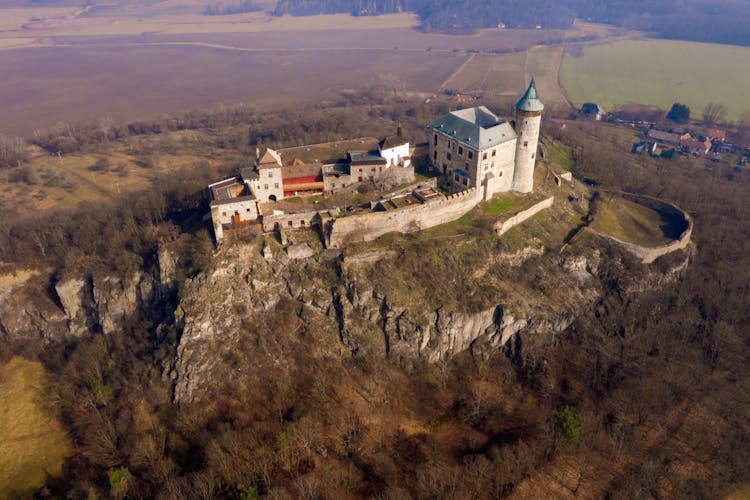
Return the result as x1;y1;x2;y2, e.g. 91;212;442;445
647;129;684;145
680;134;712;155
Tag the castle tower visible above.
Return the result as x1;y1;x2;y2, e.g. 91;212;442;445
512;79;544;193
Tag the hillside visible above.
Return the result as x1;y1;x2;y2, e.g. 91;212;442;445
0;97;748;497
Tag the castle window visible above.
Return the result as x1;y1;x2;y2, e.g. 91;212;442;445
458;146;463;155
468;151;473;159
246;208;251;212
433;151;437;160
289;221;293;227
448;141;451;148
524;141;528;147
447;152;452;160
274;183;279;188
499;171;503;177
463;178;468;186
358;177;363;182
222;212;226;216
532;153;535;159
268;172;273;178
434;134;438;146
264;184;268;190
483;152;487;160
492;149;496;157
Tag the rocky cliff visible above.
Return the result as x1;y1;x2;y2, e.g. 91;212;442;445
166;234;687;404
0;230;691;407
0;246;177;340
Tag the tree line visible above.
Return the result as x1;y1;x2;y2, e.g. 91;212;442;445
273;0;750;45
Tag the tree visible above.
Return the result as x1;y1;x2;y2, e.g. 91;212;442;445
667;103;691;124
736;111;750;147
703;102;727;126
0;134;27;168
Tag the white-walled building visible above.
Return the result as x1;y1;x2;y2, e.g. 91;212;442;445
427;80;544;199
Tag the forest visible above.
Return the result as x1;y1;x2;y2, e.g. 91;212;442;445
273;0;750;45
0;91;749;497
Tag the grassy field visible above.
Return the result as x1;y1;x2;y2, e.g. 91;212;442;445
0;357;71;498
561;39;750;121
591;196;679;246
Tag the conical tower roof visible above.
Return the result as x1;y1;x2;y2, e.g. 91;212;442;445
515;79;544;113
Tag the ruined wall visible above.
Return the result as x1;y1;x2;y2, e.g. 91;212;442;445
261;211;323;232
326;188;482;247
590;194;693;264
495;196;555;236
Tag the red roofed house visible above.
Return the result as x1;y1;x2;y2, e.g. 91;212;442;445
680;135;712;155
706;128;727;141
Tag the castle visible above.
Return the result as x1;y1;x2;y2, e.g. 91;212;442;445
208;80;544;244
428;79;544;199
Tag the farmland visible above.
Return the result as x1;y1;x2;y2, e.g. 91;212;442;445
561;39;750;121
0;2;615;137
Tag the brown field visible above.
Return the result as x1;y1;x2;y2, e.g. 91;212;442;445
440;52;527;97
0;1;617;138
0;44;465;137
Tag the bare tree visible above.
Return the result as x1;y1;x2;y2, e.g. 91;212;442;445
703;102;727;126
0;134;27;168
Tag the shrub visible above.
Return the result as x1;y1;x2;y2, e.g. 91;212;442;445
91;378;114;406
108;467;133;495
554;406;583;445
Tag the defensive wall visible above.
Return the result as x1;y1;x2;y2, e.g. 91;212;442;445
589;193;693;264
325;188;483;248
261;211;323;232
494;196;555;236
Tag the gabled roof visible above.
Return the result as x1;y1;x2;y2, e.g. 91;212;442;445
258;148;282;168
379;135;409;150
515;79;544;113
427;106;516;150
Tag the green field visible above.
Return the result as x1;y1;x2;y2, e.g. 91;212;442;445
561;39;750;121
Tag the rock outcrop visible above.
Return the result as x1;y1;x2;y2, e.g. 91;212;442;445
168;241;614;404
0;246;178;340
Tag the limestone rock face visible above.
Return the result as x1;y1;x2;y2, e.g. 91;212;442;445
169;242;613;404
0;244;175;340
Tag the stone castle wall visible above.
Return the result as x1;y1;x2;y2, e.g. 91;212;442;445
494;196;555;236
590;193;693;264
261;211;323;232
326;188;483;247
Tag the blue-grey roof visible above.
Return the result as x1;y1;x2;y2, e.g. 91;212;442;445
427;106;516;150
515;79;544;113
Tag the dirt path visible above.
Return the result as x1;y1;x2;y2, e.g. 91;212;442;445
438;53;475;91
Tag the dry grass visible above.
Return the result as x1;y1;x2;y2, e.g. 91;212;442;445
440;52;526;96
0;357;71;498
0;134;230;215
0;269;38;294
524;44;573;113
591;196;676;246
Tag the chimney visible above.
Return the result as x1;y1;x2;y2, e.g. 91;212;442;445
397;125;402;137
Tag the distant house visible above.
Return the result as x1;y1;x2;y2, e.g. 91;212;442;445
706;128;727;141
647;129;682;145
632;141;654;155
680;134;712;155
581;103;606;121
